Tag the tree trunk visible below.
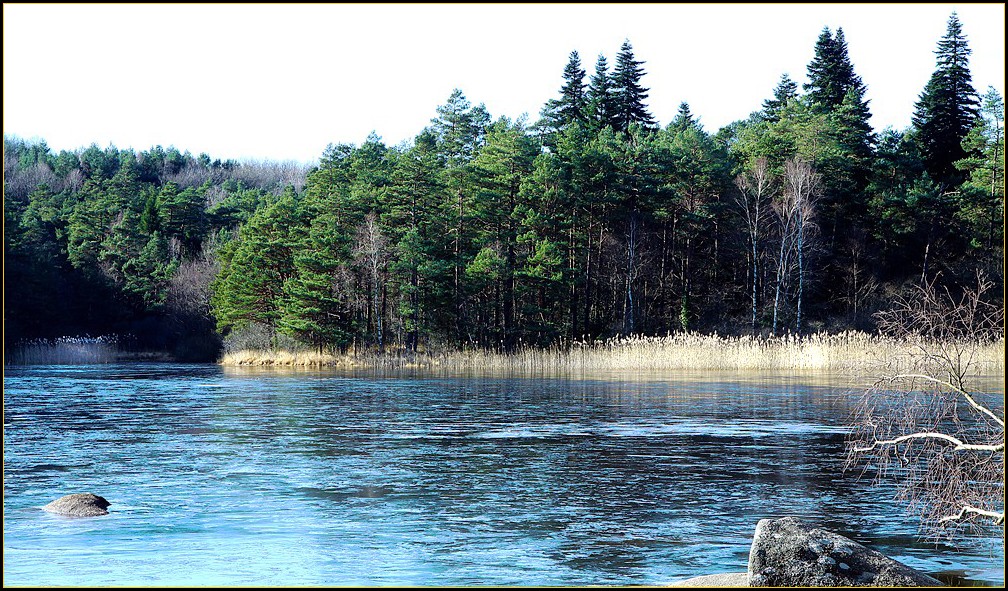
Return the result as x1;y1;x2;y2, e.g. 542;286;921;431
796;220;804;332
773;229;788;336
623;208;638;335
751;233;758;333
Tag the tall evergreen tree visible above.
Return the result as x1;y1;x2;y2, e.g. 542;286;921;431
762;73;799;122
671;102;698;132
430;89;489;341
278;210;358;351
385;129;450;352
536;51;588;146
912;12;980;188
586;54;616;131
801;25;876;308
804;27;872;120
954;86;1005;261
805;27;858;110
558;51;588;126
470;117;539;349
210;190;307;335
611;41;656;134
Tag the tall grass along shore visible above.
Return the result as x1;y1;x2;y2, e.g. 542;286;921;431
218;331;1005;374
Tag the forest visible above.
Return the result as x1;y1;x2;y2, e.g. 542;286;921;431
3;14;1004;362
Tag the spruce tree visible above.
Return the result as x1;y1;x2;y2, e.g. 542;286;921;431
537;51;588;145
671;102;698;132
558;51;588;127
805;27;858;110
611;40;656;134
805;27;871;117
762;73;798;121
586;54;616;131
801;24;875;286
912;12;980;188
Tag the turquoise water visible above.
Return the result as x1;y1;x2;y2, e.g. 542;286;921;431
3;363;1003;586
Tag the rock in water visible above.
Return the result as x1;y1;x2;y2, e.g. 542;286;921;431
748;517;943;587
42;493;111;517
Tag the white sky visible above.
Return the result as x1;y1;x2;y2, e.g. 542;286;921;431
3;3;1005;164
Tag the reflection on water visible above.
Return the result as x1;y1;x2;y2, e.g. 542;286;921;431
3;363;1003;586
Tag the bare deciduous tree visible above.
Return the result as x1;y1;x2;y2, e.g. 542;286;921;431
771;157;820;334
353;212;389;349
784;157;820;332
845;273;1005;542
167;240;220;320
735;157;773;334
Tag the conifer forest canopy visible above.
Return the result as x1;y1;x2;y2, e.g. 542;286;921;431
4;16;1004;361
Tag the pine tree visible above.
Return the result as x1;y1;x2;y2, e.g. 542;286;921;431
432;89;489;166
123;232;178;312
278;211;358;351
210;190;308;334
158;182;208;259
386;129;451;352
470;117;539;349
912;12;980;188
611;40;656;134
431;89;488;341
800;25;876;296
954;86;1005;257
762;73;798;122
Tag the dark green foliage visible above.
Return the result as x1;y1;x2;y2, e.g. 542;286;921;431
912;12;980;188
3;136;306;358
470;117;540;349
5;13;1001;359
611;40;656;134
796;27;878;319
548;51;589;131
763;74;799;122
157;182;209;258
559;51;588;125
278;211;358;350
586;54;618;132
210;189;307;334
805;28;865;111
671;102;698;133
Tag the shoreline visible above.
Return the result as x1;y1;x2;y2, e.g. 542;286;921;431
216;332;1006;373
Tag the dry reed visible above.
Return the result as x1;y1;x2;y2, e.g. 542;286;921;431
219;331;1005;375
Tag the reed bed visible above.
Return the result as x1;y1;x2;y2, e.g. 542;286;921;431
219;331;1005;375
7;336;120;365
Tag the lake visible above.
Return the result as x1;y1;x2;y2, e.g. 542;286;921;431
3;363;1003;586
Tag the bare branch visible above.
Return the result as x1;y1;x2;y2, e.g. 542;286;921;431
852;430;1004;453
939;505;1005;525
887;373;1006;428
846;273;1005;544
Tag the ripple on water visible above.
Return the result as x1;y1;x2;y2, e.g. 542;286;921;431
2;363;1003;586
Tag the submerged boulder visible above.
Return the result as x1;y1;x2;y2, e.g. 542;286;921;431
748;517;943;587
42;493;111;517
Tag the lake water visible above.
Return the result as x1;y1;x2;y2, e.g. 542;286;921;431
3;363;1004;586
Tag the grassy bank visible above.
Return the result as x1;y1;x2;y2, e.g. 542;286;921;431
219;331;1005;374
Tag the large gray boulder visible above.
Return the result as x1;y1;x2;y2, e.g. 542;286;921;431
42;493;111;517
748;517;943;587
